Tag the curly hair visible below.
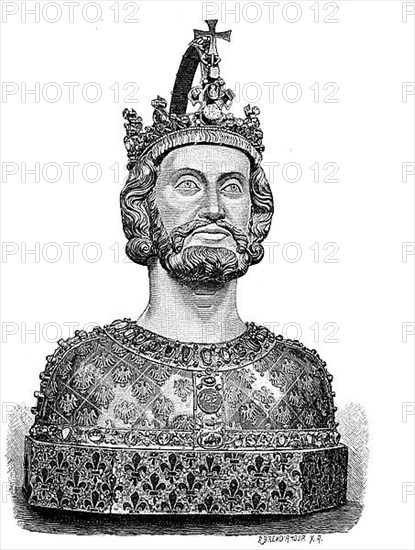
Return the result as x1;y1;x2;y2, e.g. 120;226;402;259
120;135;274;267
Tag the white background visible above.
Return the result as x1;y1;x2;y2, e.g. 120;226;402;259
1;0;414;549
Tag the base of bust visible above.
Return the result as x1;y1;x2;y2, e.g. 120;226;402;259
24;437;348;515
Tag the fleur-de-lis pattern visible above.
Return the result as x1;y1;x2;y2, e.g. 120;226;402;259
25;440;347;514
25;319;347;514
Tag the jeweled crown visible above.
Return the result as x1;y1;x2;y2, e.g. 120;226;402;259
123;20;264;169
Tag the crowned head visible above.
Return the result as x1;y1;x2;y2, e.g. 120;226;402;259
120;20;274;284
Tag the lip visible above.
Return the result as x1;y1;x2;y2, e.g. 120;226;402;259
192;226;231;237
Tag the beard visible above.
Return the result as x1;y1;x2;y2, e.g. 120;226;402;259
161;245;251;283
154;219;253;284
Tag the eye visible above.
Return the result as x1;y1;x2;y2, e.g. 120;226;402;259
221;179;243;195
174;177;201;195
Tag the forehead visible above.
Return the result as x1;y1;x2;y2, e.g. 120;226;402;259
159;145;251;176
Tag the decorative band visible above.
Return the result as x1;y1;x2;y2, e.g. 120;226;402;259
29;424;341;450
143;127;262;165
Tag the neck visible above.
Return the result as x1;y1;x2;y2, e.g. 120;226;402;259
137;261;246;343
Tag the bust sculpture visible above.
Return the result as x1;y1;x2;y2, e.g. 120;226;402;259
23;20;348;516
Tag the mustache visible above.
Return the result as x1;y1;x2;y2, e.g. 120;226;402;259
170;219;249;254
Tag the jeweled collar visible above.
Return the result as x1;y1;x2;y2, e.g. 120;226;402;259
103;319;277;372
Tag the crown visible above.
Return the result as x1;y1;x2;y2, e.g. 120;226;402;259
123;20;265;169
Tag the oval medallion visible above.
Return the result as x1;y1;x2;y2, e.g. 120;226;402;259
200;348;212;366
198;430;223;449
125;431;138;446
202;375;216;387
88;427;102;443
197;388;222;414
181;345;193;364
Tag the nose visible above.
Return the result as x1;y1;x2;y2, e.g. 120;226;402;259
204;208;226;222
200;188;226;222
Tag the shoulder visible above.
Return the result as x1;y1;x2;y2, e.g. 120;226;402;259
33;319;144;425
241;324;337;428
36;320;132;396
215;323;338;431
256;324;336;389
